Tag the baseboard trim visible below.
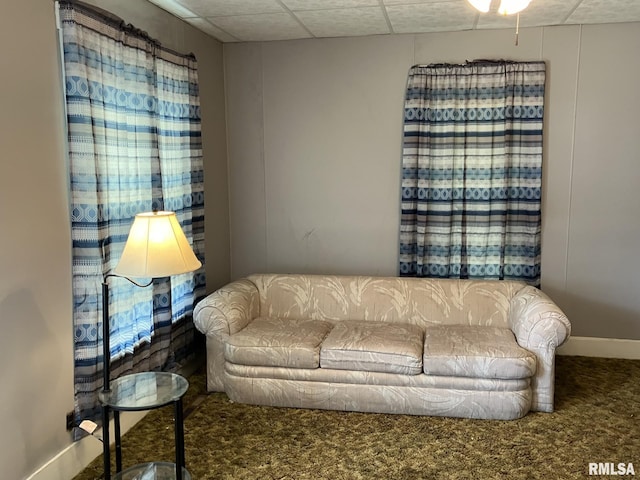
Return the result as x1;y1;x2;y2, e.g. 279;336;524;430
27;358;203;480
557;336;640;359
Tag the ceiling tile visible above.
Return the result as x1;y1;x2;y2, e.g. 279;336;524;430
209;13;312;42
147;0;199;18
295;7;390;37
386;1;477;33
567;0;640;24
146;0;640;42
283;0;379;10
184;17;239;41
177;0;284;17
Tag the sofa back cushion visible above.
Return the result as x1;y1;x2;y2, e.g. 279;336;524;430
247;274;525;328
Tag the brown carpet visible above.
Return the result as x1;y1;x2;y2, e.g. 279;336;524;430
74;355;640;479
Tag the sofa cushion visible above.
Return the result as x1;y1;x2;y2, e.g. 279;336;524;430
320;321;424;375
423;325;536;380
225;317;333;369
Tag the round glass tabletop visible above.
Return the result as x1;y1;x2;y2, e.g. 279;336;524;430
112;462;191;480
98;372;189;410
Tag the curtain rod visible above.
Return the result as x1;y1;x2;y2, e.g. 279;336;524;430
56;1;197;61
420;60;545;68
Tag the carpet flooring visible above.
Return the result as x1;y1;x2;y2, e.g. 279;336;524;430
74;355;640;479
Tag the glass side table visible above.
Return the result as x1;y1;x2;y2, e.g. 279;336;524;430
99;372;190;480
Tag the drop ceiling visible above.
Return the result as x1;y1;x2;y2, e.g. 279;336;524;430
146;0;640;42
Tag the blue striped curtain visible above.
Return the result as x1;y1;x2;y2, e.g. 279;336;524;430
399;61;545;287
59;2;206;423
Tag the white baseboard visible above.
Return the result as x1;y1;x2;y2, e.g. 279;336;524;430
27;359;203;480
557;336;640;359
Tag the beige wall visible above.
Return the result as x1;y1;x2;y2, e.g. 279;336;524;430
0;1;228;479
225;23;640;340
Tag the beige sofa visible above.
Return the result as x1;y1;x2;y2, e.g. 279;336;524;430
193;274;570;420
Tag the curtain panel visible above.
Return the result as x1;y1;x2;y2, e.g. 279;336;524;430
58;1;206;423
399;61;545;287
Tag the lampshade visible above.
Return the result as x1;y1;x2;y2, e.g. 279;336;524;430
113;211;201;278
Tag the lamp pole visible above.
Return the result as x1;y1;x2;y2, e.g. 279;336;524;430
102;279;112;393
102;277;111;479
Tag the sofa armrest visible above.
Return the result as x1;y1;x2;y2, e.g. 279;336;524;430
509;286;571;413
194;278;260;337
193;278;260;391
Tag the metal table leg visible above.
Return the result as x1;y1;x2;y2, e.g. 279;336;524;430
175;398;185;480
102;405;110;480
114;410;122;472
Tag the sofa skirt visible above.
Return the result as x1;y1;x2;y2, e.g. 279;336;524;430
224;364;532;421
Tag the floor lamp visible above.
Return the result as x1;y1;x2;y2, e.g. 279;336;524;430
101;211;201;479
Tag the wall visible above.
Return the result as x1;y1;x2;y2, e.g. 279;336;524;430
0;1;228;479
225;23;640;341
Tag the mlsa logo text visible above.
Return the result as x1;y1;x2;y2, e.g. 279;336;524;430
589;463;636;476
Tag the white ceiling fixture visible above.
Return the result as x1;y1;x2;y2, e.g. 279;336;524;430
467;0;533;45
468;0;531;15
145;0;640;43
